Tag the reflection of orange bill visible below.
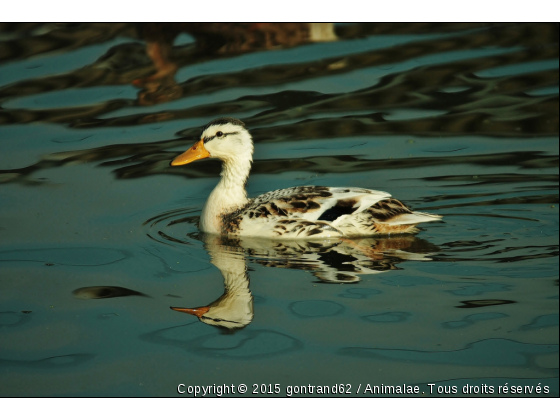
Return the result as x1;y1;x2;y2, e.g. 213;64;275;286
170;306;210;317
171;139;210;166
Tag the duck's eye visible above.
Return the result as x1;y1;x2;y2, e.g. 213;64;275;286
216;131;224;138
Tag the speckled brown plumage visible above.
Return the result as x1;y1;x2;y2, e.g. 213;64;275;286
367;198;413;222
221;209;245;235
372;222;419;234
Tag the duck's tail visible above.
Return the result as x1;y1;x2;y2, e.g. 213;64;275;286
333;198;442;236
382;210;443;226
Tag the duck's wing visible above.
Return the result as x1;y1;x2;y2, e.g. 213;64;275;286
224;186;391;237
249;186;392;222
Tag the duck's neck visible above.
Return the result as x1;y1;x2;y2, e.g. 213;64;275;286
200;155;252;234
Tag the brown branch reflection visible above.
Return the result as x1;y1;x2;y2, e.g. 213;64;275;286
133;23;337;106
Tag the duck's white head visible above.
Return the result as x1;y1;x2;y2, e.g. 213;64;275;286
171;117;253;166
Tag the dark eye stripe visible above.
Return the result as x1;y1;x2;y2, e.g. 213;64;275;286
203;131;239;143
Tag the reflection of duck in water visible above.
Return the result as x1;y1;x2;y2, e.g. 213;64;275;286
171;118;442;238
171;236;253;330
242;235;438;283
171;234;438;328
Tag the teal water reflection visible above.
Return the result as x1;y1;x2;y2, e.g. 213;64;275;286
0;23;557;397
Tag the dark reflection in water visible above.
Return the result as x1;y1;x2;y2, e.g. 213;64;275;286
72;286;149;299
0;23;557;186
457;299;517;309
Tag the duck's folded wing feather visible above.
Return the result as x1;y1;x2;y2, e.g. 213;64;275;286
245;186;392;223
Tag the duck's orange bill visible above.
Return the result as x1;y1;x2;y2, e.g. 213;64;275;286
171;139;210;166
171;306;210;317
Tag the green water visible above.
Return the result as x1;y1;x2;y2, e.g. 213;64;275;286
0;23;557;397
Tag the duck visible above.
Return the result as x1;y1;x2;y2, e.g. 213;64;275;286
170;117;442;238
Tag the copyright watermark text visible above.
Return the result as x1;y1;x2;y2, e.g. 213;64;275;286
177;382;551;397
